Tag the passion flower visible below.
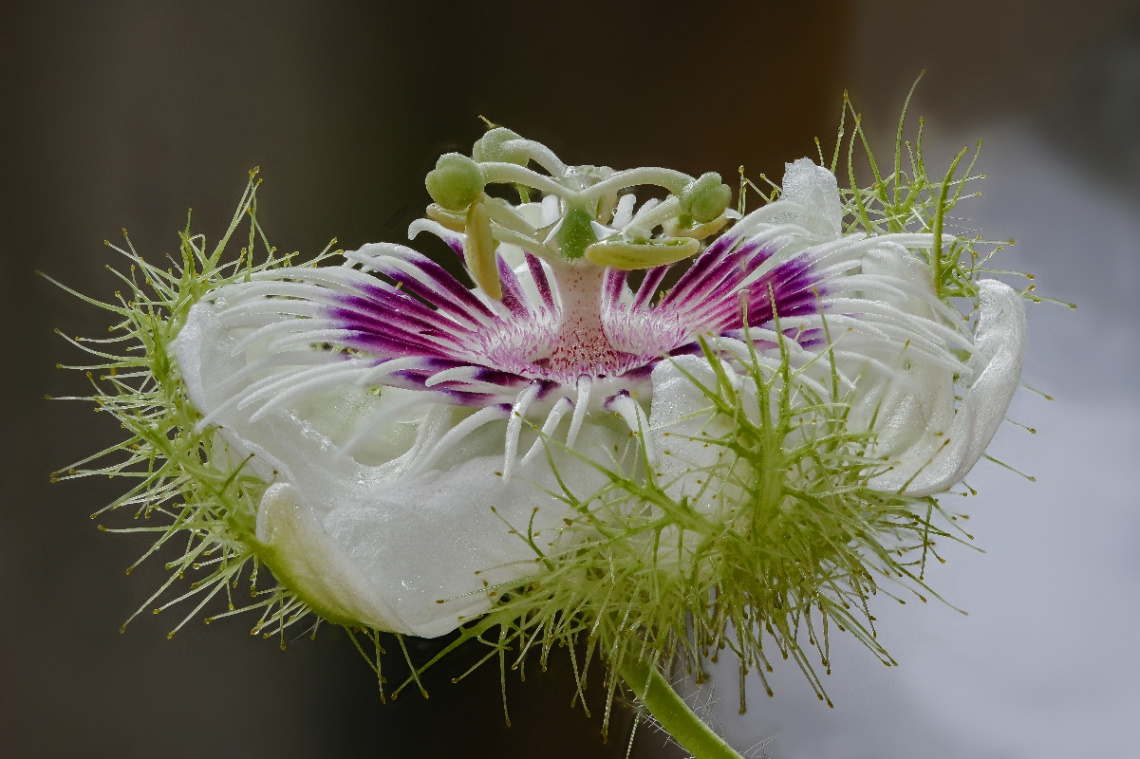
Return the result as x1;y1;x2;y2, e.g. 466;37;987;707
52;103;1030;759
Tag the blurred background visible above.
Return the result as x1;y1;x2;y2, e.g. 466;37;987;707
3;1;1139;757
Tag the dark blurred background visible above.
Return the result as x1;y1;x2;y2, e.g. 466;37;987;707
3;2;1139;757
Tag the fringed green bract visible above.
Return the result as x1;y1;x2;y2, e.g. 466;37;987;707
48;172;338;645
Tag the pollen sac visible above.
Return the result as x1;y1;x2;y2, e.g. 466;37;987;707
426;153;485;211
464;201;503;300
472;127;529;165
585;237;699;270
680;172;732;223
663;213;728;240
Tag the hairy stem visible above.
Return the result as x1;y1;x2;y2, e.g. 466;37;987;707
617;657;744;759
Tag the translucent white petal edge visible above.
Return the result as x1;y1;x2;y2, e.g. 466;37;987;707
869;279;1027;495
255;482;414;631
780;157;844;238
649;355;742;508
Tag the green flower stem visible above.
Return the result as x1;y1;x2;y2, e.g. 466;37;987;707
617;657;744;759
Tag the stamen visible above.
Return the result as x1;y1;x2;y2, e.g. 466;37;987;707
585;237;699;270
464;201;503;301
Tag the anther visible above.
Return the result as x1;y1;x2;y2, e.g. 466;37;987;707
585;237;698;270
463;201;503;300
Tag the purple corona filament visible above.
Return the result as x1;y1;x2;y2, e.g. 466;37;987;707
203;230;826;419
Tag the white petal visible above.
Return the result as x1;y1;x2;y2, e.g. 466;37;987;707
256;482;411;632
319;427;620;637
649;355;741;512
845;245;958;457
173;303;623;637
778;158;844;238
869;280;1027;495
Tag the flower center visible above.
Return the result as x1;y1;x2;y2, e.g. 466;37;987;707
421;126;738;384
533;263;631;380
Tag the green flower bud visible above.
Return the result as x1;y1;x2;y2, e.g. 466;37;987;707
425;153;485;211
680;172;732;223
472;127;528;165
